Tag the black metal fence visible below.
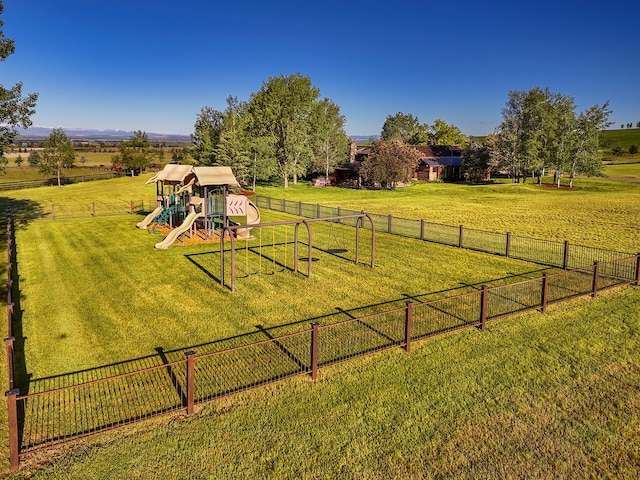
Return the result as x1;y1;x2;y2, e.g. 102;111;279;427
255;195;635;270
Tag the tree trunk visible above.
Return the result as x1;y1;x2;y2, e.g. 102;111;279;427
283;174;288;189
57;167;61;187
293;173;298;185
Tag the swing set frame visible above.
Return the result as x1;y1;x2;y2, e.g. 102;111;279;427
220;213;375;292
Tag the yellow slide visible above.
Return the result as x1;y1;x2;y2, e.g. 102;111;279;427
136;206;163;229
154;211;204;249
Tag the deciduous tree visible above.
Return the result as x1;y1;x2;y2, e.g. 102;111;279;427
113;130;153;176
311;98;349;181
381;112;422;144
247;73;320;188
0;0;38;163
39;128;76;186
360;139;421;189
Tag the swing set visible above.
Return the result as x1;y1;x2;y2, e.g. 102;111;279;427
219;213;375;292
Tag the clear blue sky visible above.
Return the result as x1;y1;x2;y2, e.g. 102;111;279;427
3;0;639;137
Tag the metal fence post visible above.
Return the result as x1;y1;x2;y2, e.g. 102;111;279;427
592;261;599;298
388;215;392;234
404;302;413;353
317;203;321;218
563;240;570;269
506;232;511;258
5;388;20;471
185;351;195;415
541;273;549;312
420;219;425;241
5;336;14;390
635;253;640;285
51;204;55;220
459;225;464;249
298;201;302;217
310;322;319;381
480;285;488;330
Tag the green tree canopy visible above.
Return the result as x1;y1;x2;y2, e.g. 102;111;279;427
247;73;320;188
380;112;422;144
113;130;153;176
39;128;76;186
0;0;38;165
495;87;610;186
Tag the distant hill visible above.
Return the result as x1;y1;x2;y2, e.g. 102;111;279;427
17;127;191;144
600;128;640;149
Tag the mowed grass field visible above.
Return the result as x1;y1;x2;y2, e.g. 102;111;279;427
0;174;639;478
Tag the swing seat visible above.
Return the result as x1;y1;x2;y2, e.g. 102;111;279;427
326;248;348;254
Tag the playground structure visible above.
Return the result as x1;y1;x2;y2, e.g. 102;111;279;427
137;164;260;249
220;213;376;292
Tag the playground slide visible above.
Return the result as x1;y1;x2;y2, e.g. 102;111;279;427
136;206;164;229
154;211;204;249
235;200;261;240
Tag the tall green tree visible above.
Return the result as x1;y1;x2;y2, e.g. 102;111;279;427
380;112;422;144
462;136;499;183
213;96;252;183
0;0;38;168
360;139;421;189
496;87;611;187
247;73;320;188
190;106;224;166
39;128;76;186
429;119;469;146
113;130;153;176
566;102;612;187
312;98;349;180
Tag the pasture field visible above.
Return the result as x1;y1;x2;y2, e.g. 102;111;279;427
0;174;639;477
603;162;640;179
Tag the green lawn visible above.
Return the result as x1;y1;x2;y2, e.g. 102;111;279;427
1;175;639;477
604;162;640;179
257;178;640;252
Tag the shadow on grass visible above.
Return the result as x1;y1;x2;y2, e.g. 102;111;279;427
1;198;48;393
20;266;555;394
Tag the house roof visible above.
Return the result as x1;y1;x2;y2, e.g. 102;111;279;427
413;144;462;157
420;157;462;167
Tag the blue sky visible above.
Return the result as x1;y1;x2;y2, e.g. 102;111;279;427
3;0;639;137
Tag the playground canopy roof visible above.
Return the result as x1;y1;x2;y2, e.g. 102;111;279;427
146;164;194;185
146;165;241;188
193;166;240;187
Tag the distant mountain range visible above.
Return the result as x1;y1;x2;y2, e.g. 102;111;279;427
17;127;191;143
17;127;377;144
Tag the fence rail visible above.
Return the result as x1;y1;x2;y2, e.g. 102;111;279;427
255;195;635;271
0;173;117;192
4;206;640;470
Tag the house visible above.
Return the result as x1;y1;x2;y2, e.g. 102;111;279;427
413;144;463;182
322;142;464;187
